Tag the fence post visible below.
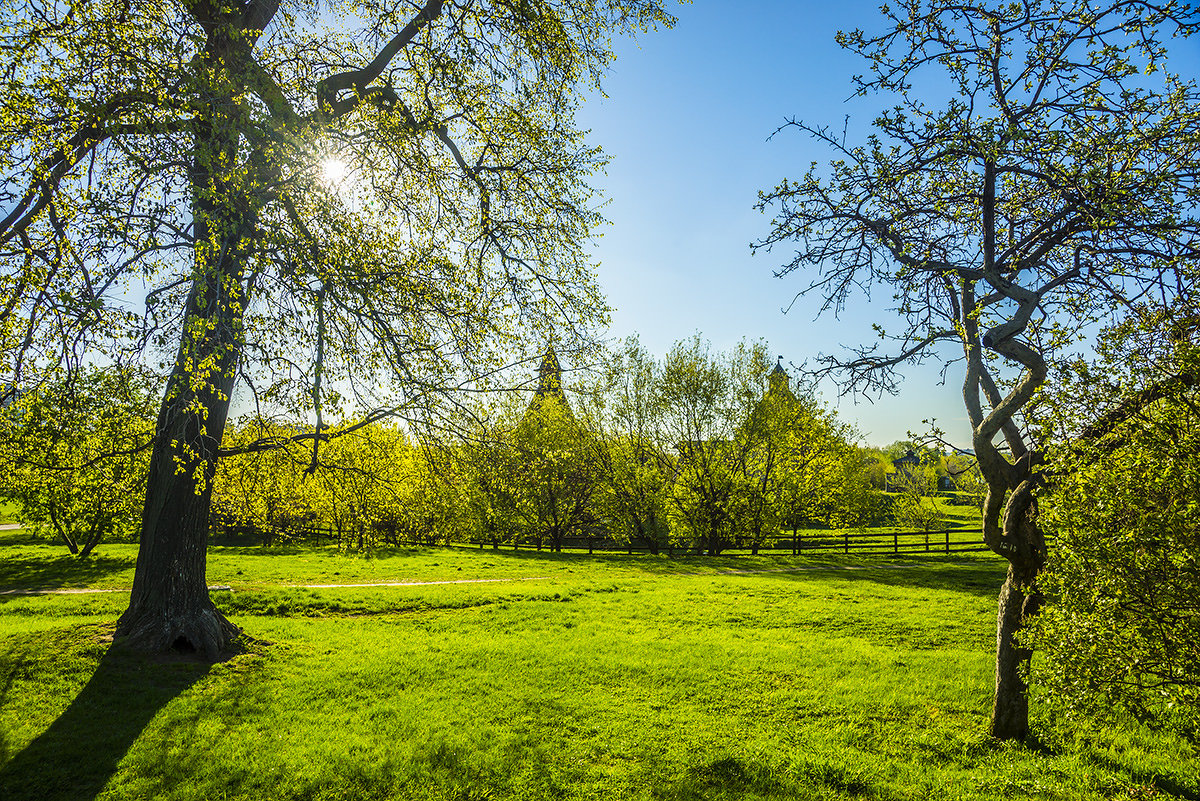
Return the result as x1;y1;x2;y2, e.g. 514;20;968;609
844;530;849;554
945;529;950;554
893;530;898;554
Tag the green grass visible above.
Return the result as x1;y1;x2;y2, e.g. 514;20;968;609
0;538;1195;800
0;500;20;524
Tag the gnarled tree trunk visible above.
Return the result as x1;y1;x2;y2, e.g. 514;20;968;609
962;221;1052;740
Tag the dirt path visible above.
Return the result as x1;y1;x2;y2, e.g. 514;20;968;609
0;563;943;596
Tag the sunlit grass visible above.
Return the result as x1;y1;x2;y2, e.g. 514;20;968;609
0;500;20;524
0;543;1194;800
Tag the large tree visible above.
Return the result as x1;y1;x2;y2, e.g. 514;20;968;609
0;0;673;656
755;0;1200;739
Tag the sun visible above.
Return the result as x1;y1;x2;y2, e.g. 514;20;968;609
320;157;349;186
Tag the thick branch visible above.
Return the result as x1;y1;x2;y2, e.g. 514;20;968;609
313;0;445;120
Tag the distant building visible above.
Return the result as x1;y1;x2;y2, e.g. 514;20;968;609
888;449;921;492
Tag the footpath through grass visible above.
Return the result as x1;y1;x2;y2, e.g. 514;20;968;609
0;535;1195;800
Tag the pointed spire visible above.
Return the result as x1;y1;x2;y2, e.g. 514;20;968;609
535;346;563;399
527;345;572;419
768;355;793;398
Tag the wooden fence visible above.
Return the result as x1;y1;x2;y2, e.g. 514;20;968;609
211;519;995;558
511;527;992;556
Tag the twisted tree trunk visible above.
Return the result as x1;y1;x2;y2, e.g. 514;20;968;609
962;195;1052;739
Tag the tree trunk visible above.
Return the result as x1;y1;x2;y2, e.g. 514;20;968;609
991;566;1035;740
979;463;1046;740
77;525;104;559
115;345;242;658
114;31;252;659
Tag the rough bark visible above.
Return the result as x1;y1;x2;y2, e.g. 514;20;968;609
114;27;251;659
114;363;242;658
992;565;1035;739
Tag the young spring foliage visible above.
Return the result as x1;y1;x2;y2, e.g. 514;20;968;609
1031;314;1200;742
0;367;156;557
0;0;677;655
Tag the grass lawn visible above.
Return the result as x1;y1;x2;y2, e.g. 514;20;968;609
0;500;20;525
0;534;1194;800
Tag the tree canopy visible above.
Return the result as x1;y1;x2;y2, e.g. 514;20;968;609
0;0;675;656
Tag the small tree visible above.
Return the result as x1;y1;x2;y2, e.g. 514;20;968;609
315;426;408;550
892;467;943;539
658;337;769;555
212;422;316;541
0;368;154;557
509;393;597;551
579;338;673;553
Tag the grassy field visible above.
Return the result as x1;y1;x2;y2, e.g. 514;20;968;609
0;531;1195;800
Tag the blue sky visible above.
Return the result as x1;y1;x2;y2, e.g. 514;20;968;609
576;0;974;448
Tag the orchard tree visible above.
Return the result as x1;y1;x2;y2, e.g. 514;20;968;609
315;424;408;548
892;467;943;535
509;389;596;551
756;0;1200;739
0;367;155;557
579;337;673;553
0;0;674;656
394;441;469;545
211;421;316;538
658;336;770;555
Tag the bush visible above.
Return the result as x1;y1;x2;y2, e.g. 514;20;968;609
1030;393;1200;742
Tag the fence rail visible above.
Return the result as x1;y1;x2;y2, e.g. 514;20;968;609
210;519;997;558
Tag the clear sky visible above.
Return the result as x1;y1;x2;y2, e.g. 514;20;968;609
575;0;975;448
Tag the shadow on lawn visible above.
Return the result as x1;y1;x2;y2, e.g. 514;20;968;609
0;553;135;592
736;559;1009;599
0;645;209;801
438;544;1009;598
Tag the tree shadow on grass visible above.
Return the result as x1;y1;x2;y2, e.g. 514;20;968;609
0;645;210;801
737;559;1009;599
435;544;1009;598
0;553;135;593
1080;749;1200;801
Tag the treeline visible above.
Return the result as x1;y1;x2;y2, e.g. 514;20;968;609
211;337;935;554
0;337;976;556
